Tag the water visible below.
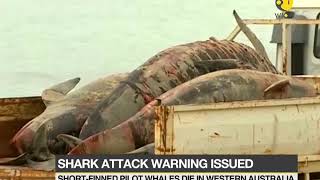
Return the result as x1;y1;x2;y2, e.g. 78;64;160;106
0;0;278;97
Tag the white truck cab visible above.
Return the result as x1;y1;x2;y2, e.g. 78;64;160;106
271;1;320;75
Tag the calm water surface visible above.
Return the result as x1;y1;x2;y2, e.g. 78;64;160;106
0;0;277;97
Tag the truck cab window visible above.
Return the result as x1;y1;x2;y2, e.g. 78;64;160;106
314;13;320;58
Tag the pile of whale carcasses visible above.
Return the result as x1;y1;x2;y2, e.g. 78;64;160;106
0;11;318;170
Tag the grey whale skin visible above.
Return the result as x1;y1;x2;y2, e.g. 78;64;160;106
11;73;128;156
68;69;316;155
79;39;279;139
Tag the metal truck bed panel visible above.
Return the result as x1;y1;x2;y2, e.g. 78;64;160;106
154;75;320;156
0;165;54;179
155;96;320;155
0;96;45;158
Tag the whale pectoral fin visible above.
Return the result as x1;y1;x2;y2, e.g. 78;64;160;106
126;143;155;155
194;59;254;72
233;10;270;62
0;153;29;165
30;124;54;161
57;134;82;149
41;77;80;106
264;79;290;94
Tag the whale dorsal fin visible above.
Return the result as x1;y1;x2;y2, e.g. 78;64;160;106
41;77;80;106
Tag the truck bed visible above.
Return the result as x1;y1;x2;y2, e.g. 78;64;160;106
0;76;319;179
0;165;54;179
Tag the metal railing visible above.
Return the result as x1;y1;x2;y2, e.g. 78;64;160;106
227;19;320;75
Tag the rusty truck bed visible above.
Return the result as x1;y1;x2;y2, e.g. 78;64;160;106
0;96;45;158
0;165;55;179
0;96;56;179
0;75;319;179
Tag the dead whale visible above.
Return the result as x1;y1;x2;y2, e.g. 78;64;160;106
67;69;316;155
11;73;128;156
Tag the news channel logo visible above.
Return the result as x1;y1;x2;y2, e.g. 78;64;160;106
275;0;295;18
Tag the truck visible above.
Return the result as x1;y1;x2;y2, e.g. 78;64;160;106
1;1;320;179
155;2;320;180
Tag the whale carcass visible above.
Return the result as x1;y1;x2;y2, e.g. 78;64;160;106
79;40;279;139
66;69;316;155
11;73;128;158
